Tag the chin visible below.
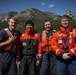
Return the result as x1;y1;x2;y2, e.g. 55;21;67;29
27;29;31;31
62;25;68;28
12;27;15;30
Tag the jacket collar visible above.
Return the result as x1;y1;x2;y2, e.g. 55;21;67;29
59;26;71;35
24;30;35;36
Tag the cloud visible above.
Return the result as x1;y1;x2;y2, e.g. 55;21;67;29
41;2;46;5
48;4;54;8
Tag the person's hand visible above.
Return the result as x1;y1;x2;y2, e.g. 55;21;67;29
62;53;70;60
16;61;21;68
36;58;42;66
36;59;41;66
7;36;17;44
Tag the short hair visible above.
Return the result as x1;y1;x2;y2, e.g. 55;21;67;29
8;17;18;22
44;20;51;23
25;20;34;27
61;15;70;20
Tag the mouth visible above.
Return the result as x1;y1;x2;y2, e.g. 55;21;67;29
26;28;32;31
11;25;16;29
46;27;51;29
63;23;68;25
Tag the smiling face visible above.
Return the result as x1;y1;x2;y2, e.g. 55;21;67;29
8;18;18;30
61;17;69;28
25;24;34;31
44;21;52;31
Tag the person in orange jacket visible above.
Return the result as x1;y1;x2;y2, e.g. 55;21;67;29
37;20;57;75
51;16;76;75
20;20;41;75
0;17;21;75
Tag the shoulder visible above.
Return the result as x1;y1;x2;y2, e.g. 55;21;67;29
34;30;39;35
0;29;7;36
56;30;61;34
35;32;40;36
53;29;57;33
40;30;46;35
15;30;22;34
0;29;8;40
34;32;40;39
14;30;22;37
52;30;60;38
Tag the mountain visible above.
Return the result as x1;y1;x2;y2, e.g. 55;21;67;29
0;8;61;22
0;8;63;32
15;8;61;20
0;12;18;22
0;8;76;32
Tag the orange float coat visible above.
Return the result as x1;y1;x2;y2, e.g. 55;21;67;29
51;26;76;56
20;30;41;57
38;30;55;58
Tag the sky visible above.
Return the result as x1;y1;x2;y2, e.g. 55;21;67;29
0;0;76;16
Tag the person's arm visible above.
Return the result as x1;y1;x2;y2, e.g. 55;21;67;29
51;32;71;60
15;33;22;68
68;29;76;56
37;33;42;59
36;33;42;66
0;36;16;48
51;33;65;56
69;37;76;56
0;30;16;48
15;33;22;61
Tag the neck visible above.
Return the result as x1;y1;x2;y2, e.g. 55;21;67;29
9;27;15;31
62;26;68;30
45;30;52;33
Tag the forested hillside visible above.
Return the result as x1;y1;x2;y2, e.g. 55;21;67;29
0;8;76;32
